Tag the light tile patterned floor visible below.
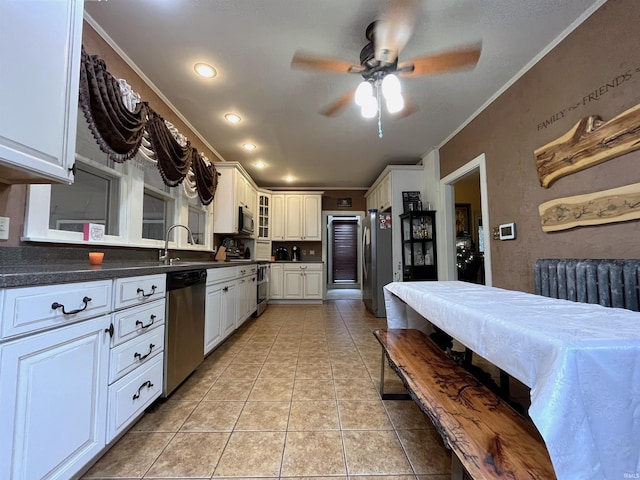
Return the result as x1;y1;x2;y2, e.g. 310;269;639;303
83;300;451;480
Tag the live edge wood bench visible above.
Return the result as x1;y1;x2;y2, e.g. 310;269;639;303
374;328;556;480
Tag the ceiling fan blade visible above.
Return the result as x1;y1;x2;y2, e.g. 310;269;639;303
291;51;365;74
375;0;417;65
398;44;482;77
320;90;356;117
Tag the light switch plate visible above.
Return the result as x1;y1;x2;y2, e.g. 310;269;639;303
0;216;9;240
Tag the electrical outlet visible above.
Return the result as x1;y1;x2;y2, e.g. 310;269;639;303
0;216;9;240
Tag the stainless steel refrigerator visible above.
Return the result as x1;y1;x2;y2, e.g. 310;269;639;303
362;210;393;317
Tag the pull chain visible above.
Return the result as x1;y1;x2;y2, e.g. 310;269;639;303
376;81;383;138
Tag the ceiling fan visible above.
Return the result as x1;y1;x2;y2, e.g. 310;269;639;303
291;0;482;121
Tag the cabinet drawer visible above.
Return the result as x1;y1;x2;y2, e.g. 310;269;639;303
109;327;165;384
113;274;166;310
283;263;323;272
1;280;112;340
236;265;257;277
111;299;165;347
206;266;237;285
106;354;163;443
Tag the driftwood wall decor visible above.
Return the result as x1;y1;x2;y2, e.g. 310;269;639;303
535;104;640;188
538;182;640;232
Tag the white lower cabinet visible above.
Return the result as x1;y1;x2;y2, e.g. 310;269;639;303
205;281;236;354
236;265;257;328
0;314;111;480
106;276;166;444
106;354;164;441
205;267;237;355
270;263;284;299
279;263;324;301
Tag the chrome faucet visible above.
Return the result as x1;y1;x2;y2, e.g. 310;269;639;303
160;224;195;264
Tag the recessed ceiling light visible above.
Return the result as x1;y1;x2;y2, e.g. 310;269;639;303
194;62;217;78
284;175;295;182
255;161;266;169
225;113;241;124
243;143;256;151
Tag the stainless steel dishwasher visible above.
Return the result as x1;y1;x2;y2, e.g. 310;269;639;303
164;269;207;396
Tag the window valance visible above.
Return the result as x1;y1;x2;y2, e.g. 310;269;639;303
78;46;218;205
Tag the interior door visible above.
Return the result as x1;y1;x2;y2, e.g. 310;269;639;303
331;219;358;283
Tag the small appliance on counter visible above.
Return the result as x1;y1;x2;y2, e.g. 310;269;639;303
291;245;300;261
276;247;288;261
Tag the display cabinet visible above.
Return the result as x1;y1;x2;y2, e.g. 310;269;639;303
258;192;270;239
400;211;438;281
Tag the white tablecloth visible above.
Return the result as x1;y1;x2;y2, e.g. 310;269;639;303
384;281;640;480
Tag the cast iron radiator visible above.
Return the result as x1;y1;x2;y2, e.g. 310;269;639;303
534;259;640;311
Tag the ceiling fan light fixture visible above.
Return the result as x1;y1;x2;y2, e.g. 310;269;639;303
361;97;378;118
355;81;374;107
386;94;404;114
381;73;401;98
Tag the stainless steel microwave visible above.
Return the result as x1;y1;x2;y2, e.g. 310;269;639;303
238;206;254;235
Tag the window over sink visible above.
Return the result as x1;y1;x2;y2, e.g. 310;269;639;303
24;111;213;251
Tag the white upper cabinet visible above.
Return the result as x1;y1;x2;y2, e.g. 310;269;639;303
271;194;285;241
281;193;322;241
284;194;303;240
213;163;257;235
302;194;322;240
0;0;84;184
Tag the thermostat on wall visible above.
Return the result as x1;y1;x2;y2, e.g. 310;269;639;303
499;222;516;240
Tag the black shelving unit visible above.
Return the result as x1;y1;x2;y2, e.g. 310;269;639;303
400;211;438;281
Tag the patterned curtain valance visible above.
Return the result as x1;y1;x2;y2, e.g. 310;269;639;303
78;46;219;205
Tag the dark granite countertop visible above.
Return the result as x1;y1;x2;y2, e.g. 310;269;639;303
0;260;260;288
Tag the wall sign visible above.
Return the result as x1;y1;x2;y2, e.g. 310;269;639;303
337;198;352;208
536;66;639;131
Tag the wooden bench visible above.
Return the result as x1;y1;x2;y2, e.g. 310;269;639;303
374;328;556;480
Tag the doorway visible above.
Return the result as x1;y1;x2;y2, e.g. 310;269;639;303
323;212;363;291
440;153;493;286
331;218;358;283
453;172;485;284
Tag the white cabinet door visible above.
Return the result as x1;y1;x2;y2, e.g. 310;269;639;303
248;275;257;315
248;185;257;214
0;0;83;184
285;194;303;240
270;264;283;299
303;195;322;240
0;315;110;480
204;283;223;354
379;174;391;211
283;270;304;299
222;283;236;338
303;270;323;299
235;277;248;327
271;194;285;240
257;193;271;239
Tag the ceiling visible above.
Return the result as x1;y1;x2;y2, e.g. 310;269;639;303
84;0;602;190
